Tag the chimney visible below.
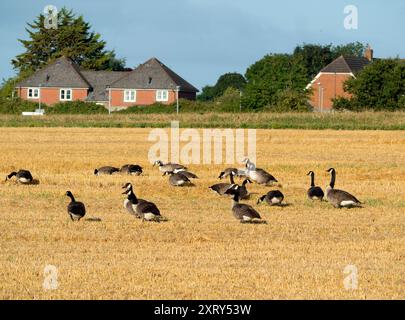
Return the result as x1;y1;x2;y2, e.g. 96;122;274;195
364;44;373;61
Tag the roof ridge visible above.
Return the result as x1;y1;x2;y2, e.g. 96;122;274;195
65;57;92;88
340;56;353;73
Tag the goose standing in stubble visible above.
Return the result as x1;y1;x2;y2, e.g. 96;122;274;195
65;191;86;221
307;171;324;201
325;168;362;208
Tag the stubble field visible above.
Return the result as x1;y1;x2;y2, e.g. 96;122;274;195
0;127;404;299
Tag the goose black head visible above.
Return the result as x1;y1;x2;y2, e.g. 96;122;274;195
5;172;17;181
307;171;314;176
225;184;239;195
326;168;336;173
153;160;162;167
257;195;266;205
242;178;252;186
94;169;98;175
65;191;72;197
122;182;133;194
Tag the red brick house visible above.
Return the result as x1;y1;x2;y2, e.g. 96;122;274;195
306;46;373;111
15;56;198;108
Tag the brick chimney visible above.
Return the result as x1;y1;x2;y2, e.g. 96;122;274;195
364;44;374;61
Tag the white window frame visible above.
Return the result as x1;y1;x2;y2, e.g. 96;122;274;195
60;88;72;101
27;87;40;99
156;90;169;102
124;89;136;103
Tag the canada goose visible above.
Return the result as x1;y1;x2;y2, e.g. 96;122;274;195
225;185;265;223
153;160;186;174
244;158;278;185
5;170;34;184
326;168;362;208
175;170;198;179
257;190;284;206
120;164;143;175
164;171;194;186
307;171;324;200
65;191;86;221
122;183;146;218
94;166;120;176
247;164;278;185
209;172;236;196
122;183;162;222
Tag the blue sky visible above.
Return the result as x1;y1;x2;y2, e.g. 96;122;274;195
0;0;404;90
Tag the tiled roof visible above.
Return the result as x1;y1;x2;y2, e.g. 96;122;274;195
321;55;370;75
80;70;129;101
16;56;199;99
110;58;199;92
16;56;91;88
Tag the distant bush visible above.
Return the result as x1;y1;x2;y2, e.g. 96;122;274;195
262;89;312;112
117;103;176;114
0;98;40;114
45;101;108;114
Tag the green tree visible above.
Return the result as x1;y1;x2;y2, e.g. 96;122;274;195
198;72;246;101
334;59;405;110
242;54;308;109
293;42;366;80
331;42;366;59
12;7;125;73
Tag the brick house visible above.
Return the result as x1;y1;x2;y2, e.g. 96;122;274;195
15;56;198;108
306;46;373;111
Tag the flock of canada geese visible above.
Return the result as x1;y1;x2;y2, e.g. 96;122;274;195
5;158;362;224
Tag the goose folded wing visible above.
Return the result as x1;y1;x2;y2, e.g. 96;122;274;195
234;204;261;219
137;201;161;216
334;189;361;203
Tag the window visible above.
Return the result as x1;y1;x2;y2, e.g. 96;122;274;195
60;89;72;101
156;90;169;102
124;89;136;102
27;88;40;99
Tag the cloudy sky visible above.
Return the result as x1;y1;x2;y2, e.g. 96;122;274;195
0;0;404;90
